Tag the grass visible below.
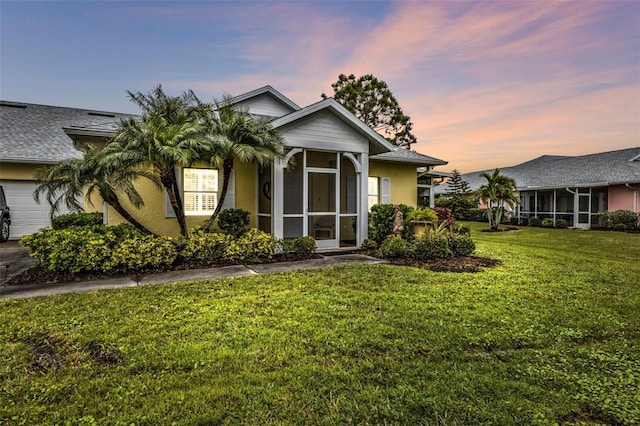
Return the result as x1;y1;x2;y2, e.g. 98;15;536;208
1;223;639;425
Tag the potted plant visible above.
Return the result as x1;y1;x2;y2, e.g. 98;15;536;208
406;207;438;237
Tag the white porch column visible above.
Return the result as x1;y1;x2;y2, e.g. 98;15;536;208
429;179;435;208
358;152;369;244
272;158;285;239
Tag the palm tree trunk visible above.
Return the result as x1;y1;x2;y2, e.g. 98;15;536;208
105;194;155;235
160;170;189;238
203;158;233;232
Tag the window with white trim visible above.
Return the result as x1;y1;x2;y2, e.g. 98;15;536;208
368;177;380;211
183;168;218;216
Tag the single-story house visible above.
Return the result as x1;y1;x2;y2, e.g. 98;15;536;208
435;148;640;229
1;86;447;247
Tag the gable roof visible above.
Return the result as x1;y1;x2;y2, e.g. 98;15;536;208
372;145;448;166
229;85;300;115
436;147;640;194
0;101;132;164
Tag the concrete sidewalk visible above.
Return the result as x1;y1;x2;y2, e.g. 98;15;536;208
0;254;385;300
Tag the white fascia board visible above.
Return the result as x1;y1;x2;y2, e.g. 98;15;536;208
63;126;116;139
229;86;300;111
270;98;393;155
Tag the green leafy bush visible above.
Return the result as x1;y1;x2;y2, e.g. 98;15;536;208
606;210;639;230
217;208;250;237
555;219;568;229
19;225;176;274
106;236;177;272
448;234;476;256
378;235;409;259
453;223;471;236
181;228;232;260
529;217;541;227
464;208;488;222
406;207;438;223
360;238;378;251
613;223;627;231
225;228;277;262
281;236;317;255
542;218;554;228
52;212;103;229
368;204;413;244
411;235;451;260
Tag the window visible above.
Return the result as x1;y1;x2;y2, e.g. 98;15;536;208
368;177;380;211
183;168;218;216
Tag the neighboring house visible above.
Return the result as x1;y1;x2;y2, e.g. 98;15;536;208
0;101;133;237
435;148;640;229
1;86;447;247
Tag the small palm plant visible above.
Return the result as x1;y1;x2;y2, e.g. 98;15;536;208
477;169;519;231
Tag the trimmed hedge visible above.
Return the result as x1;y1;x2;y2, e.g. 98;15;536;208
280;236;317;255
20;225;176;274
52;212;103;230
369;204;414;244
218;208;250;237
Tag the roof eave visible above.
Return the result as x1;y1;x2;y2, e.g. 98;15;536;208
230;86;301;111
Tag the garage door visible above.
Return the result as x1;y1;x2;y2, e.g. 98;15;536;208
0;180;73;239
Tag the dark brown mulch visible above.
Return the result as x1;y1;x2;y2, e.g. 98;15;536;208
480;226;520;233
389;256;502;273
7;253;321;287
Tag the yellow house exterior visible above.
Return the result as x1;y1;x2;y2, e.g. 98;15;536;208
2;88;447;246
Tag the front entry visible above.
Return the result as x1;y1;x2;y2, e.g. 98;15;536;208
272;149;363;249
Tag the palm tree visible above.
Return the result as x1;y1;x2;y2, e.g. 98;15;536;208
477;169;519;231
34;146;157;235
199;98;285;232
107;86;209;237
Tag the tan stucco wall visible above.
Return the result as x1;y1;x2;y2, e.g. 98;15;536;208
369;160;418;208
106;161;258;237
0;162;42;180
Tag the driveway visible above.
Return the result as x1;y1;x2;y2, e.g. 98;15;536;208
0;240;35;285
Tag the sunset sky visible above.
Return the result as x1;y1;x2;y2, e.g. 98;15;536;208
1;1;638;172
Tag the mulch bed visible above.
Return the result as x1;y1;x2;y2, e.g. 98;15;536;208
388;256;502;273
6;253;321;286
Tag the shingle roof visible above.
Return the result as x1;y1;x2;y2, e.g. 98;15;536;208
0;101;133;164
436;147;640;194
372;145;447;166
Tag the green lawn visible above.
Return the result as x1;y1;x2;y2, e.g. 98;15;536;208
1;223;639;425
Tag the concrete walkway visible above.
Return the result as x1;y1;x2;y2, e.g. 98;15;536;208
0;253;385;300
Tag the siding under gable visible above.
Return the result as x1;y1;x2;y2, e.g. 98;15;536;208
235;93;293;118
279;110;369;153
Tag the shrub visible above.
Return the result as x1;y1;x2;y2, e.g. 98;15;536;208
281;236;317;255
406;207;438;224
529;217;541;227
411;235;451;260
181;228;232;260
519;217;529;226
609;210;639;230
217;208;250;237
465;208;488;222
449;235;476;256
542;218;554;228
434;207;455;228
52;212;103;229
225;228;277;262
556;219;568;229
106;236;177;272
19;225;176;274
378;235;409;259
360;238;378;251
453;223;471;236
368;204;413;244
613;223;627;231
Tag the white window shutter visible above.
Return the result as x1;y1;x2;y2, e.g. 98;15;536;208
165;167;182;218
220;169;235;210
381;177;391;204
